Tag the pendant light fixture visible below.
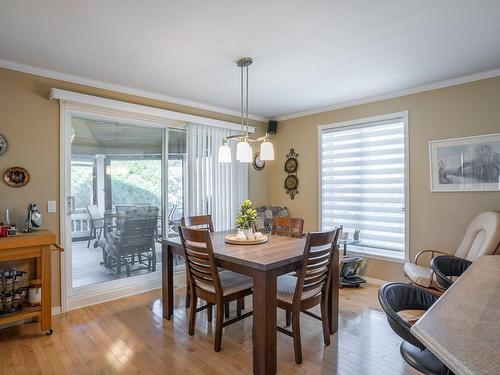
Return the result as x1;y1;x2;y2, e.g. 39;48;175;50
218;57;274;163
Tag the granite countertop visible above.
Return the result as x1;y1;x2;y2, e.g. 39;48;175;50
411;255;500;375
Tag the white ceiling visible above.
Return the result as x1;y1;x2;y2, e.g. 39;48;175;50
1;1;500;119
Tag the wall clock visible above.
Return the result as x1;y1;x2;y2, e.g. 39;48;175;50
284;148;299;199
0;134;7;155
252;152;265;171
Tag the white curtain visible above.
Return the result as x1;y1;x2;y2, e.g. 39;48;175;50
186;123;248;231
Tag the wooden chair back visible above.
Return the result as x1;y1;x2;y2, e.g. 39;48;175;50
179;226;221;298
294;229;340;303
181;215;214;232
271;216;304;238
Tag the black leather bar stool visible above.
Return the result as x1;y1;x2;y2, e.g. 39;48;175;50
378;283;453;375
430;255;472;291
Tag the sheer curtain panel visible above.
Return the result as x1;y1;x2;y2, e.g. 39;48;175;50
186;123;248;231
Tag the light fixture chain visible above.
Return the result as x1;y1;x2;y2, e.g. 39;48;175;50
246;64;249;136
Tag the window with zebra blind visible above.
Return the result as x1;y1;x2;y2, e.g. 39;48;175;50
319;112;408;260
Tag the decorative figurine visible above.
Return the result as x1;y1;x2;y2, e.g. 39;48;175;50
23;203;42;232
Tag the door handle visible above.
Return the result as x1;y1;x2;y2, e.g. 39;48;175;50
67;196;75;215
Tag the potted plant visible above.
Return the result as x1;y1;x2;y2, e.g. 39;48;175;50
235;199;258;239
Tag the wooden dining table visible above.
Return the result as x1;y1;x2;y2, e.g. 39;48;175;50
162;230;339;375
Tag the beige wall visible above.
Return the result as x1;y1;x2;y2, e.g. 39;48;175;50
267;76;500;281
0;67;268;306
2;65;499;301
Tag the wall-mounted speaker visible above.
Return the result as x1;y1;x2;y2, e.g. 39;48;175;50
267;120;278;134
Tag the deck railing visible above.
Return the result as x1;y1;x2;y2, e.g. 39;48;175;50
71;211;90;239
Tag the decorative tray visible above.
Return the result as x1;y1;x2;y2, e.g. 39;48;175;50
224;234;268;245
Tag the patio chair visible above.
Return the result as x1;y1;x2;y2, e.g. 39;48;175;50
102;206;159;277
86;205;105;248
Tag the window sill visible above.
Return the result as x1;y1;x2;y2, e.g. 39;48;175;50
343;249;406;264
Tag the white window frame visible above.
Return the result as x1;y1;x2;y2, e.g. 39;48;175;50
317;111;410;263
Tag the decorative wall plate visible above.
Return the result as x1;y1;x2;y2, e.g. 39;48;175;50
284;148;299;199
4;167;30;187
252;152;265;171
285;175;298;190
0;134;7;155
284;157;298;173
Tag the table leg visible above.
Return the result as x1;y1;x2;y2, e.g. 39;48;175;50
252;270;277;375
328;248;340;334
162;244;174;320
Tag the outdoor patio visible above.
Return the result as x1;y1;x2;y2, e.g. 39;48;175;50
72;239;164;288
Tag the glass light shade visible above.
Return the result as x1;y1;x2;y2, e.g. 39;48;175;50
236;141;252;162
260;140;275;161
218;144;231;163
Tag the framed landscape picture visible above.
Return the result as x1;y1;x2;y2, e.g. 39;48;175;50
429;133;500;192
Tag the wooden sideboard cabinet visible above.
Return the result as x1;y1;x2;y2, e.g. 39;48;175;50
0;231;63;334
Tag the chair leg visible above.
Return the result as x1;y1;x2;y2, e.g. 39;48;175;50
185;277;191;308
188;290;197;336
87;227;94;248
237;298;243;317
292;311;302;364
224;302;230;319
151;245;157;272
320;298;331;346
286;310;291;327
207;303;213;323
214;303;224;352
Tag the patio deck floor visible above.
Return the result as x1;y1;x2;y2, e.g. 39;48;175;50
72;239;172;288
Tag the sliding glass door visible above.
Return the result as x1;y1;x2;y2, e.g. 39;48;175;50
65;110;186;305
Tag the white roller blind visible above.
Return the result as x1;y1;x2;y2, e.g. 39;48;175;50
320;115;407;259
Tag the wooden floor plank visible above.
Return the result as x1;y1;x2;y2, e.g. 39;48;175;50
0;283;420;374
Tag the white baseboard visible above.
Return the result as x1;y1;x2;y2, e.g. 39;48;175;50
67;276;162;311
52;306;61;316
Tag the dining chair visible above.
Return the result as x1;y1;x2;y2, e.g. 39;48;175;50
179;226;253;352
271;216;304;238
181;215;214;231
180;214;240;317
181;215;214;308
276;228;340;364
86;205;105;248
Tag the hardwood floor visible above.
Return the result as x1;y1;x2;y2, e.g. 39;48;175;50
0;283;420;374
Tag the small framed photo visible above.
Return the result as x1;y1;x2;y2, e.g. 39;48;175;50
429;133;500;192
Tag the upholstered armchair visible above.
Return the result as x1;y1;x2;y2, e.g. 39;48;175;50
255;205;289;233
403;211;500;291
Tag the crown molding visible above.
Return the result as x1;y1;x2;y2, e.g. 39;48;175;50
0;58;267;122
273;67;500;121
